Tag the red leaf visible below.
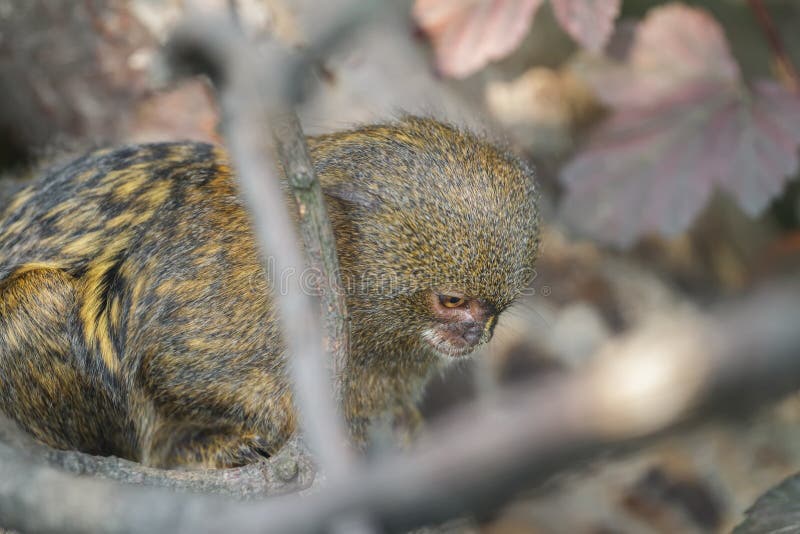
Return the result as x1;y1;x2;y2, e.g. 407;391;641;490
560;4;800;247
581;3;739;108
551;0;621;53
413;0;543;78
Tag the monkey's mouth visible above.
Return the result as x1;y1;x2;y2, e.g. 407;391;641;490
421;327;483;359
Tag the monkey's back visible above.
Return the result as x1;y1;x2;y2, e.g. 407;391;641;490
0;142;292;464
1;143;226;274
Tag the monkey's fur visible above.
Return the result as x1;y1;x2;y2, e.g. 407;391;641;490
0;117;539;468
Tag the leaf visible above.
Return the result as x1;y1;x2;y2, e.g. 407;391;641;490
550;0;621;54
412;0;543;79
734;473;800;533
580;3;739;108
559;3;800;247
716;82;800;216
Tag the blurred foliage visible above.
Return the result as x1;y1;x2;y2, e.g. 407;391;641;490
562;4;800;247
415;0;800;248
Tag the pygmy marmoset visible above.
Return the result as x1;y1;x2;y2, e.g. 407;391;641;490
0;117;540;468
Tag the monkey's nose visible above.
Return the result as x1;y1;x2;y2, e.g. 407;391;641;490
462;323;483;346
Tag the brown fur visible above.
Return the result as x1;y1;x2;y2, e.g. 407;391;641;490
0;117;539;468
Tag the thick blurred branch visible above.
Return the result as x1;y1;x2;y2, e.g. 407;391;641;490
165;13;353;479
165;12;374;534
1;279;799;533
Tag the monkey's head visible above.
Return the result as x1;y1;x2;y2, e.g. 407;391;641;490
311;117;540;364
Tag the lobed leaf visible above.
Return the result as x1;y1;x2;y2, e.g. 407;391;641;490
413;0;623;78
550;0;621;54
560;3;800;247
581;3;739;108
412;0;544;78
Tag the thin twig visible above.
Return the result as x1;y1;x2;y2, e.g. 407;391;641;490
746;0;799;91
272;111;351;404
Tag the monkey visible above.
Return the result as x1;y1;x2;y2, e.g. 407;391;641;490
0;116;540;468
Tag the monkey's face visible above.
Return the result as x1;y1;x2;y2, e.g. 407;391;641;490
313;117;540;363
421;291;497;359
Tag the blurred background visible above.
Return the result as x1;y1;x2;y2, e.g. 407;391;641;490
1;1;800;532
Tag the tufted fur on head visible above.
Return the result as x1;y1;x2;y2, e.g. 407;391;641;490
312;117;540;362
309;118;540;441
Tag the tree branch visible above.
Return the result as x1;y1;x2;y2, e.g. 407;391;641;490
0;415;313;499
165;12;354;479
1;279;799;533
164;12;375;534
272;112;351;403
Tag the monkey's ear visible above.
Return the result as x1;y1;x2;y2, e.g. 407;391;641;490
323;182;382;212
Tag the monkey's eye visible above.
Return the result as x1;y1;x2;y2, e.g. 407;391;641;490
439;294;466;308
